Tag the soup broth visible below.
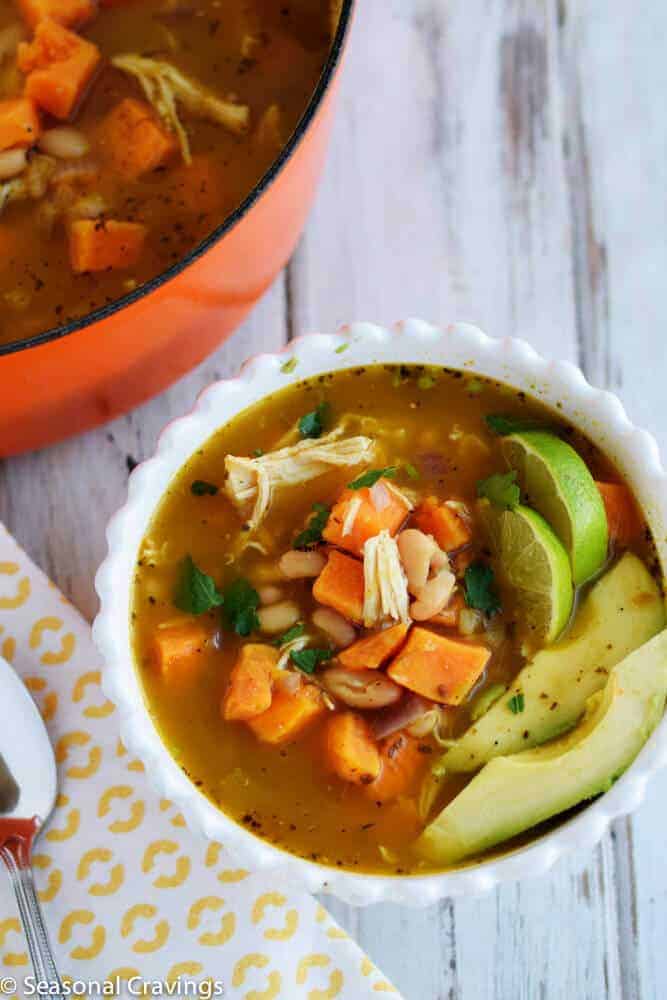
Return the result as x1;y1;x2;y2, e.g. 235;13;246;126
132;365;661;874
0;0;335;345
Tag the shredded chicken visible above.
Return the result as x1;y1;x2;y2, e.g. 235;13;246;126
225;428;376;530
341;495;362;536
0;154;56;216
112;55;250;163
363;530;411;628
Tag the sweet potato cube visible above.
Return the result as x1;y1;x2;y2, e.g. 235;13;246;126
325;711;381;784
247;683;325;744
312;550;364;624
222;643;278;722
68;219;147;273
0;98;41;151
18;21;101;120
596;481;642;548
323;482;410;557
387;626;490;705
338;623;409;670
17;0;96;30
364;731;425;803
97;98;178;180
152;621;209;682
414;497;472;552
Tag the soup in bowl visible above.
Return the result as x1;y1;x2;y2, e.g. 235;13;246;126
0;0;353;455
95;321;667;903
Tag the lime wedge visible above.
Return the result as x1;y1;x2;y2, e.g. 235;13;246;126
479;500;574;645
502;430;608;585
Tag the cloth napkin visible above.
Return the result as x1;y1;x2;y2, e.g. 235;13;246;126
0;524;400;999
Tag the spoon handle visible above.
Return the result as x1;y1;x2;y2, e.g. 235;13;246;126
0;846;64;998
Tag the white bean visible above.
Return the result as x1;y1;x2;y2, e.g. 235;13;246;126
38;127;90;159
257;600;300;634
279;549;326;579
257;584;284;606
411;568;456;621
0;147;26;181
397;529;438;595
322;668;402;710
312;607;356;648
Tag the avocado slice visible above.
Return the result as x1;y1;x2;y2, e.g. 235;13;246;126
417;628;667;866
443;552;664;772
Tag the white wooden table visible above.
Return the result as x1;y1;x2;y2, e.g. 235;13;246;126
2;1;665;996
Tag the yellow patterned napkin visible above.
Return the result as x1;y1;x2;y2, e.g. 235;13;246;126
0;524;400;999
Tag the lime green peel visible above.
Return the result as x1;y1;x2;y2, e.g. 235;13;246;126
502;430;608;585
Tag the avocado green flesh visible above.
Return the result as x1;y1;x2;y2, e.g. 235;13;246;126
442;552;665;773
503;430;609;585
417;629;667;866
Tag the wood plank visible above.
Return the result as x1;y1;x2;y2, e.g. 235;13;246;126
558;3;667;999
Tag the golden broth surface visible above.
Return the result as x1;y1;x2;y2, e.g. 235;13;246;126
132;365;658;874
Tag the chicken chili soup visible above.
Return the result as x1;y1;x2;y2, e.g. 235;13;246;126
132;365;666;874
0;0;338;345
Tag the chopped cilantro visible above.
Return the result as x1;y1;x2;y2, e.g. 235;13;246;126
335;342;350;354
272;623;306;647
348;466;397;490
464;562;501;615
477;471;520;509
221;578;260;637
174;555;223;614
298;401;330;439
403;462;420;481
281;357;298;374
290;647;333;674
508;693;525;714
293;503;330;549
417;373;436;390
190;480;219;496
485;414;544;436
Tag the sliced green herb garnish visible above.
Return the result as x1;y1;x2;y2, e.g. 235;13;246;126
190;480;219;496
272;623;306;647
293;503;330;549
508;692;525;714
335;342;350;354
174;555;223;614
464;562;501;615
485;414;544;436
221;578;260;636
417;373;436;390
476;470;520;509
348;466;397;490
290;647;333;674
298;401;330;440
280;357;298;374
403;462;420;481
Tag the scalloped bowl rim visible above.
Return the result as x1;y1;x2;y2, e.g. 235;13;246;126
93;319;667;907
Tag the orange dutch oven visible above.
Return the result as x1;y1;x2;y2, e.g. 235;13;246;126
0;1;355;457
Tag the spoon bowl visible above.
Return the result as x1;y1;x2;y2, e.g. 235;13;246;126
0;655;63;996
0;657;57;825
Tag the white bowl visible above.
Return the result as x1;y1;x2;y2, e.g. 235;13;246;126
93;319;667;906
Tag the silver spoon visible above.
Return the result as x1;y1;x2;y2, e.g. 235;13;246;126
0;655;62;996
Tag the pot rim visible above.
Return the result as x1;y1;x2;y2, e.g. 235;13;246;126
93;319;667;906
0;0;355;358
